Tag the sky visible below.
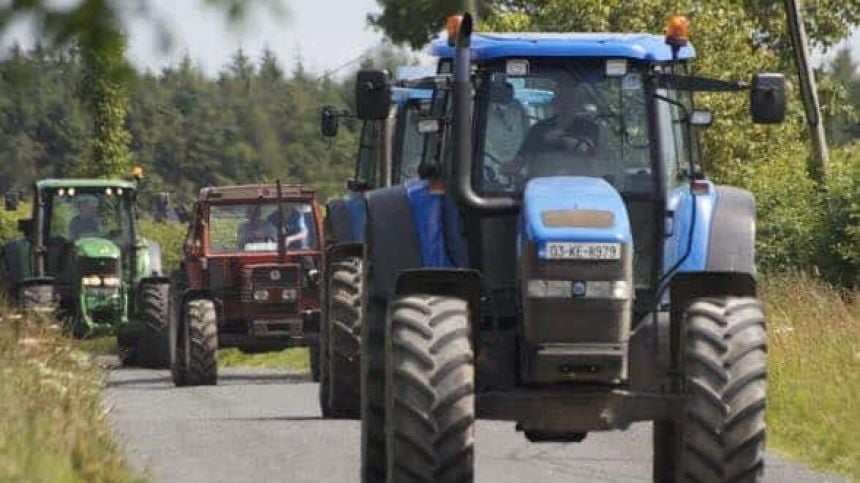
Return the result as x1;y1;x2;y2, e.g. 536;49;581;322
0;0;857;77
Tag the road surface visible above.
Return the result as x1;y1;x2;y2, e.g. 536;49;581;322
104;367;845;483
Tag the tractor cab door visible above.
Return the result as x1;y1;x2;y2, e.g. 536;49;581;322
655;87;699;284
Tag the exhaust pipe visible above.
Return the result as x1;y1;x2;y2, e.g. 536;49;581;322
451;13;519;214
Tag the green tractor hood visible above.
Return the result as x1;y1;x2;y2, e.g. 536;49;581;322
74;237;121;259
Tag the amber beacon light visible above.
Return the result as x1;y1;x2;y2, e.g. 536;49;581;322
664;15;690;47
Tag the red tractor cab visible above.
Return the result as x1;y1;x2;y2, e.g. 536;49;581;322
170;183;323;386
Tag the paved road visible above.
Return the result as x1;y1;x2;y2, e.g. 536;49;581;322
105;367;845;483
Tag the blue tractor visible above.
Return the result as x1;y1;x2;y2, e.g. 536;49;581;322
356;14;786;482
317;71;434;417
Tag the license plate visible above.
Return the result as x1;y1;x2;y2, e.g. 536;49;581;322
544;242;621;260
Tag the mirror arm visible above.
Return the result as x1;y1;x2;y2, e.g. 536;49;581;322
655;73;747;92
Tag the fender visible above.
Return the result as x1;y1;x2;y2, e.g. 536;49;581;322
365;185;422;302
325;198;353;245
706;186;756;275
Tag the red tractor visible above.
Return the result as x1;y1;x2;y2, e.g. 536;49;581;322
169;183;323;386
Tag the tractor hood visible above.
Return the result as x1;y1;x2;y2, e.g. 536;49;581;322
74;237;121;259
521;177;632;250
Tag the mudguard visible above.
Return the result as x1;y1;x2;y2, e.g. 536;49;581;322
669;183;756;278
706;186;756;275
365;185;422;301
326;198;353;245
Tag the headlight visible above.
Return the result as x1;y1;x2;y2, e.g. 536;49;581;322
253;289;270;302
527;280;630;300
102;276;121;287
281;288;298;301
81;276;102;286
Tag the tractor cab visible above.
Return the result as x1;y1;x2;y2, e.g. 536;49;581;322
355;13;785;482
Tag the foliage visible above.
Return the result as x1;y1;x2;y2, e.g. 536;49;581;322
137;218;186;274
0;306;141;482
0;203;29;246
762;274;859;478
0;45;360;205
76;32;133;178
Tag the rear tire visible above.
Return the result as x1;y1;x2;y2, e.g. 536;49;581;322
326;257;363;418
654;297;767;482
137;282;170;368
172;299;218;386
361;298;387;482
385;295;475;483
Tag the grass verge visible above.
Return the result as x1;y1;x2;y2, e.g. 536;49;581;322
218;347;310;372
0;307;142;482
762;273;859;479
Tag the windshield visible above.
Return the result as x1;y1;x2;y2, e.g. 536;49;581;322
47;188;133;244
208;202;318;254
478;60;651;195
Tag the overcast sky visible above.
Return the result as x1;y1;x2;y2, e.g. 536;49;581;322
0;0;857;77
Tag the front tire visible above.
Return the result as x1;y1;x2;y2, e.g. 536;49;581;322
654;297;767;482
385;295;475;483
172;299;218;386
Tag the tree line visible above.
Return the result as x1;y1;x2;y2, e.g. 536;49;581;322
0;44;361;205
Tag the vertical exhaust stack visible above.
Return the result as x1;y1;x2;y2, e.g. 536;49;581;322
451;13;518;214
276;180;287;263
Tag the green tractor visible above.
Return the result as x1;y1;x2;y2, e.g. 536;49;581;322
1;178;170;366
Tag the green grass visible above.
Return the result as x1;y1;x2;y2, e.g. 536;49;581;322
218;347;311;372
78;336;119;356
762;273;859;479
0;306;142;483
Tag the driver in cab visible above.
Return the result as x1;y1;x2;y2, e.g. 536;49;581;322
501;86;599;180
69;196;101;240
237;205;277;249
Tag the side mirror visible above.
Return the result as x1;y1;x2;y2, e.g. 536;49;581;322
320;106;340;138
4;191;19;211
18;219;34;238
750;73;786;124
355;69;391;121
689;109;713;127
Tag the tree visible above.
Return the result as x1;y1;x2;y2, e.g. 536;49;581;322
76;28;133;177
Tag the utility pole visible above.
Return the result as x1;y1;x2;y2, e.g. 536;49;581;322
784;0;829;182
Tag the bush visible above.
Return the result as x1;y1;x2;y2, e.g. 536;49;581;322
137;218;186;275
0;202;29;246
715;143;859;290
815;145;859;289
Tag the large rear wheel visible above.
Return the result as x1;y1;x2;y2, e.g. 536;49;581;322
361;298;387;482
654;297;767;482
136;281;170;368
325;257;363;418
385;295;475;483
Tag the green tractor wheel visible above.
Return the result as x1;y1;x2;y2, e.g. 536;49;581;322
136;281;170;368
